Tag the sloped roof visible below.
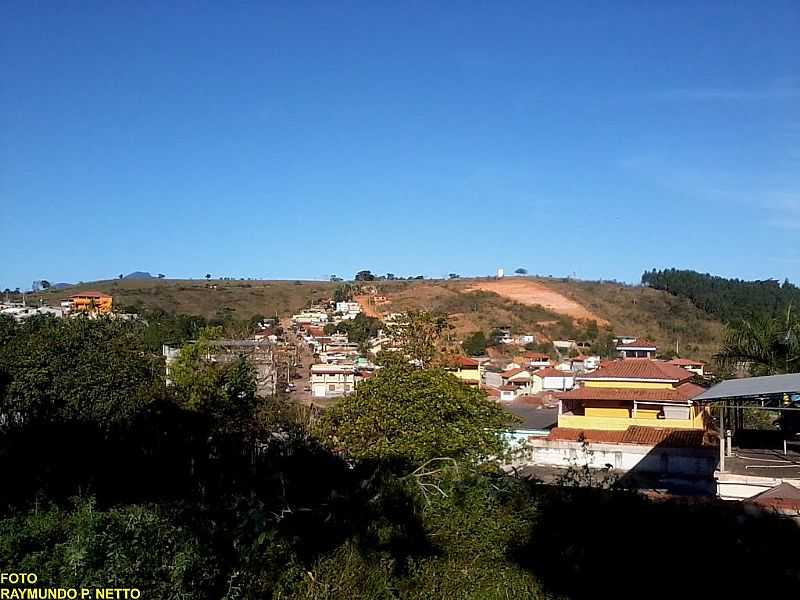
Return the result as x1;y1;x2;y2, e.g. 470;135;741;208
558;382;705;404
578;359;693;382
694;373;800;403
502;368;528;379
749;483;800;511
532;367;572;378
547;426;704;448
454;356;480;367
669;358;705;367
70;291;112;299
616;338;657;349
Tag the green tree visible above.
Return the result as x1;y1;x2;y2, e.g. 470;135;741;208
715;307;800;375
0;499;218;598
514;267;528;275
0;316;164;429
462;331;487;356
318;366;516;466
383;311;454;368
169;327;258;429
355;270;375;281
329;313;382;349
333;283;354;303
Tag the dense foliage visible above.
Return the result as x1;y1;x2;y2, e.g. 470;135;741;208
317;366;516;466
323;313;382;348
462;331;488;356
1;313;799;598
642;268;800;321
715;310;800;375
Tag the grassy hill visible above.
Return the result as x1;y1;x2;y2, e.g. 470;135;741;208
29;276;726;361
31;279;337;322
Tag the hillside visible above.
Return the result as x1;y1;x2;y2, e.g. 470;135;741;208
642;268;799;321
31;278;337;322
30;276;726;360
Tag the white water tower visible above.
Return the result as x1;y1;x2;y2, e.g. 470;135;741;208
496;268;504;279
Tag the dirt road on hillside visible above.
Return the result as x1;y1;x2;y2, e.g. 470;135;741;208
354;295;382;318
465;279;607;324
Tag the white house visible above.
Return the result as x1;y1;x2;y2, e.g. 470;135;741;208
499;385;518;401
616;338;657;359
530;367;575;393
292;309;329;325
310;364;357;398
335;301;362;320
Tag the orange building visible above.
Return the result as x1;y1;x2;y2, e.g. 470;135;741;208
68;291;113;314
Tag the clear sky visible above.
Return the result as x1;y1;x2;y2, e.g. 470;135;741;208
1;1;798;290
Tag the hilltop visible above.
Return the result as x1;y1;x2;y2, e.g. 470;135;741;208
29;275;726;360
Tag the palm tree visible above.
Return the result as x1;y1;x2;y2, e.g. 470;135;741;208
715;306;800;375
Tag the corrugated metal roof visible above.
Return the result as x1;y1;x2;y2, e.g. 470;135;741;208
694;373;800;403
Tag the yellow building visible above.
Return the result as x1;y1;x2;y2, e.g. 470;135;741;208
447;356;483;386
557;359;707;431
68;291;113;314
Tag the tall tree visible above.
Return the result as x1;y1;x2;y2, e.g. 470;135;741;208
317;366;516;466
715;307;800;376
384;311;455;368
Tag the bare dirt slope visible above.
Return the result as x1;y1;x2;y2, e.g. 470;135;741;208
465;279;608;324
353;295;382;318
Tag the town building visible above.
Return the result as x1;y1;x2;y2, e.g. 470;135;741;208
67;291;113;314
445;356;483;386
556;359;707;431
310;363;357;398
616;338;657;359
530;367;575;393
669;358;705;377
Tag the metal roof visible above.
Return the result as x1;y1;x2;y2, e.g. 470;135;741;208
694;373;800;403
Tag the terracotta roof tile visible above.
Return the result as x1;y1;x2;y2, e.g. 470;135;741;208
579;359;693;382
558;382;704;404
749;483;800;511
669;358;705;367
454;356;479;367
620;425;705;447
547;426;704;448
502;368;527;378
547;428;625;443
532;367;571;378
70;291;112;299
617;338;657;349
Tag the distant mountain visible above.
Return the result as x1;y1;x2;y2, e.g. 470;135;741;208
124;272;154;280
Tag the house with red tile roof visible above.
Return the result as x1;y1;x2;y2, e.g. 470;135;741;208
669;358;706;377
616;338;657;359
444;355;483;386
556;359;708;432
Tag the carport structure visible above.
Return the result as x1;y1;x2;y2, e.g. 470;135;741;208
694;374;800;481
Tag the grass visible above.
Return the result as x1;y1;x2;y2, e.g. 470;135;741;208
29;276;726;361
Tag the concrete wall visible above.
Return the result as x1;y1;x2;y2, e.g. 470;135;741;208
525;438;718;477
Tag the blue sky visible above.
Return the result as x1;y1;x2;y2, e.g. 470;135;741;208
1;1;798;290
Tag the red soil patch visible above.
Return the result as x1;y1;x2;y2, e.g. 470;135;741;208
465;279;607;325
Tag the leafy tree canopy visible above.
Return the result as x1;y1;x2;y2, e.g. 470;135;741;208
642;268;800;321
715;308;800;376
462;331;488;356
383;311;456;368
318;366;516;466
0;316;164;429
